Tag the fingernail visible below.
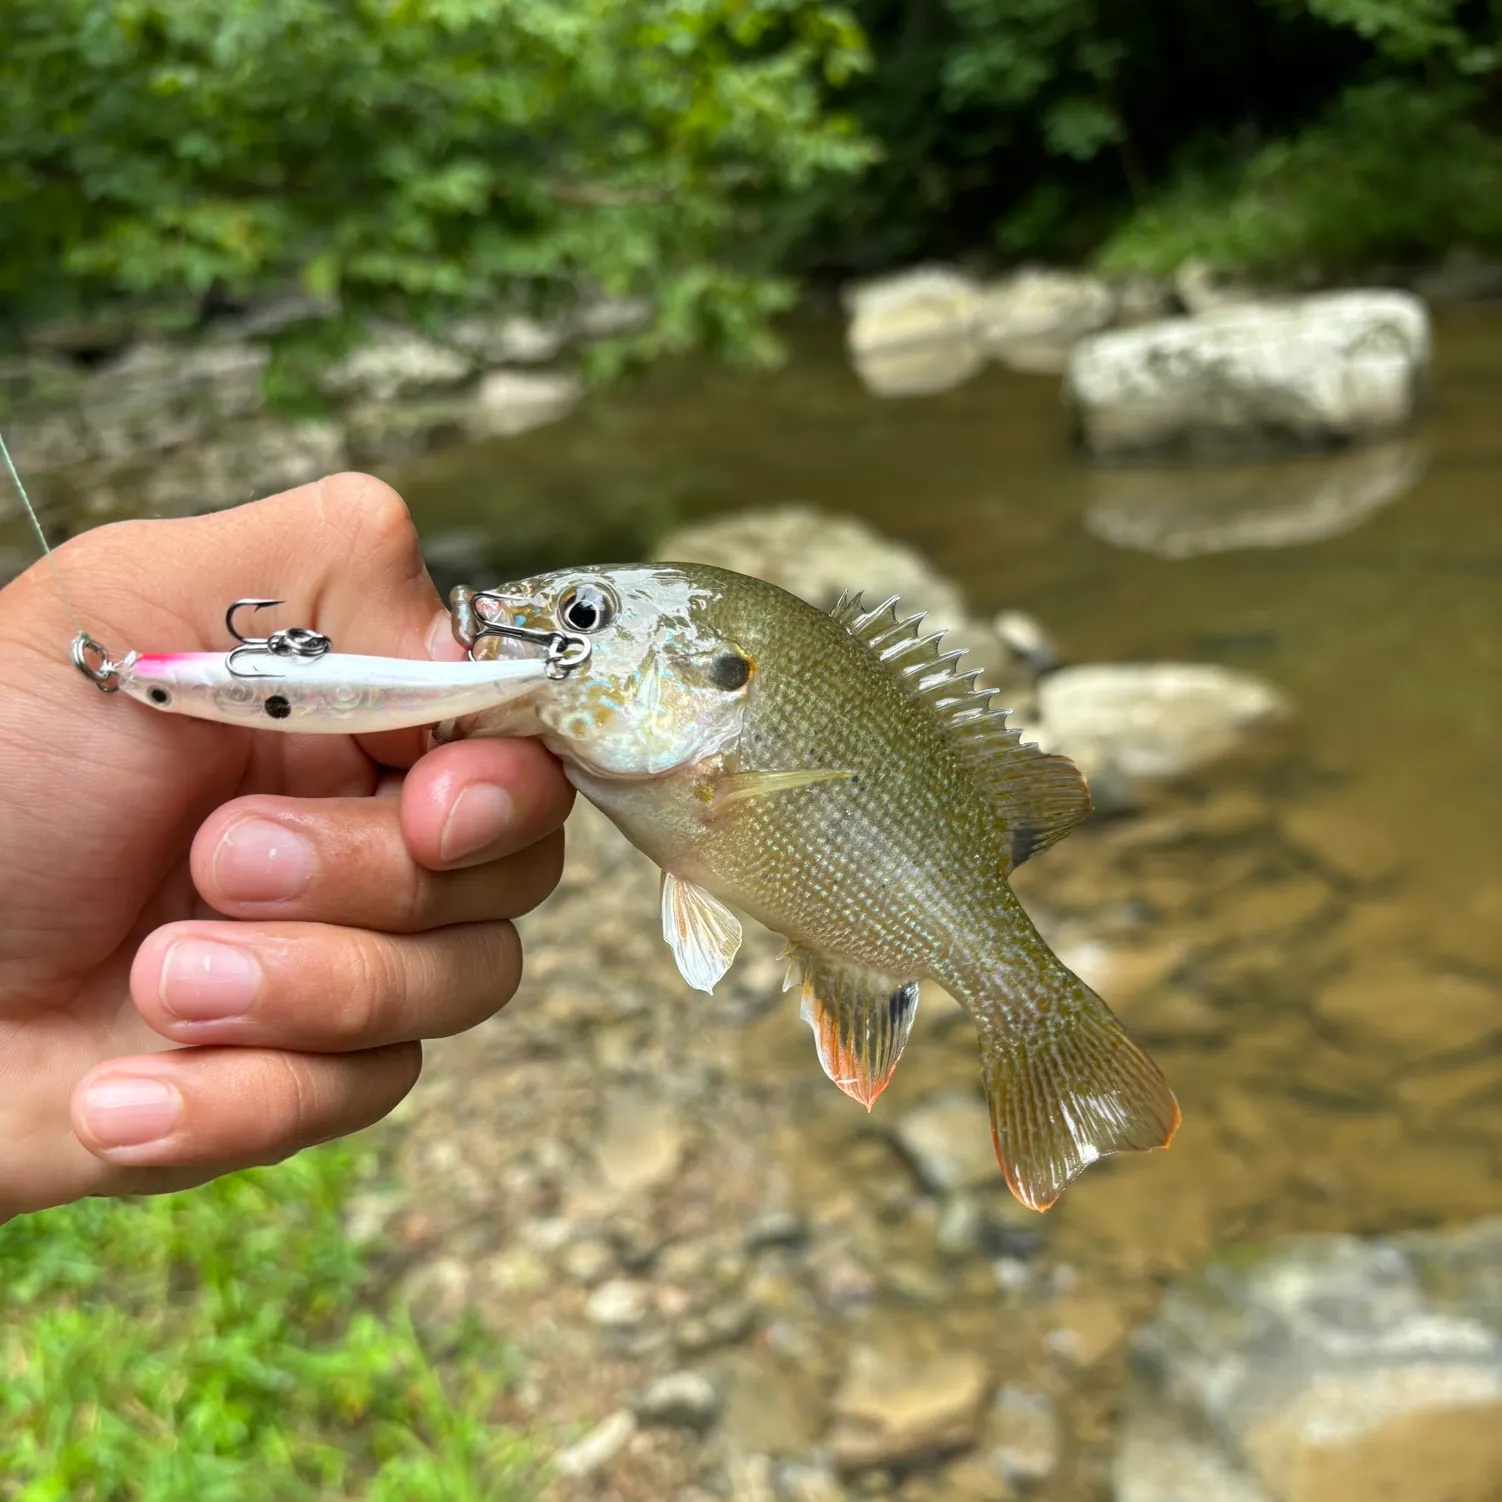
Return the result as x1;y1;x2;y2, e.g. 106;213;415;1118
213;818;312;902
440;783;513;863
160;939;261;1021
79;1077;180;1148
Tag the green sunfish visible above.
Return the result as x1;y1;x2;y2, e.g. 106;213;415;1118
443;565;1179;1210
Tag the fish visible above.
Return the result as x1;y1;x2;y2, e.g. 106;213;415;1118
442;565;1180;1210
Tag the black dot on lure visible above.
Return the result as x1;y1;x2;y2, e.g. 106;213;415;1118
148;687;170;706
710;653;751;691
264;694;292;720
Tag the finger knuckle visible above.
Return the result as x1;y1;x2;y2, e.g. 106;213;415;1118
332;936;407;1044
262;1052;328;1150
315;473;422;565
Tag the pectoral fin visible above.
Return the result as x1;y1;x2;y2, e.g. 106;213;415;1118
784;944;920;1110
661;872;743;993
708;768;856;816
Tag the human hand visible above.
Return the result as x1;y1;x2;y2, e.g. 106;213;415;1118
0;473;572;1221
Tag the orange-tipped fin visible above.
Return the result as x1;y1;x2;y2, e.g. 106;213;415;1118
981;975;1180;1211
785;944;920;1110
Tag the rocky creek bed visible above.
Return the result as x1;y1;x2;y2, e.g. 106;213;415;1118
340;510;1501;1502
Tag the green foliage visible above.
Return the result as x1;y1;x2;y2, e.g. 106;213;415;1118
798;0;1502;277
1098;80;1502;277
0;1144;543;1501
0;0;875;364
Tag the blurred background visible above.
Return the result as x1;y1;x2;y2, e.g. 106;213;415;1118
1;2;1500;1499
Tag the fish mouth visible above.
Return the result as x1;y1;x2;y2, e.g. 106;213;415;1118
462;589;554;664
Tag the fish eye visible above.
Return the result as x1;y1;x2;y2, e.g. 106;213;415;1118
557;582;617;634
148;687;171;706
709;652;752;691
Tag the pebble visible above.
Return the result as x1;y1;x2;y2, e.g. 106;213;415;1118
561;1237;616;1285
993;1258;1032;1294
596;1092;686;1197
554;1408;637;1478
988;1387;1061;1486
829;1343;991;1470
778;1461;848;1501
727;1451;778;1502
746;1209;808;1250
636;1369;720;1430
891;1091;998;1192
587;1278;655;1328
936;1195;983;1258
941;1455;1015;1501
1044;1295;1128;1368
1281;800;1401;882
1316;963;1499;1054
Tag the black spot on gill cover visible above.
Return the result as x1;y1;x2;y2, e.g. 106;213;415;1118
264;694;292;720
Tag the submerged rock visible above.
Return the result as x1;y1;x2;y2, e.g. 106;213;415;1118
891;1091;998;1193
976;267;1116;374
1034;662;1291;783
828;1340;990;1471
660;506;965;625
1065;291;1430;459
1084;440;1428;558
656;506;1033;701
595;1091;685;1197
1113;1221;1502;1502
987;1385;1061;1486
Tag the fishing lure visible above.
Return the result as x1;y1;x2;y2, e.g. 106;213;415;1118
68;597;585;735
0;421;591;733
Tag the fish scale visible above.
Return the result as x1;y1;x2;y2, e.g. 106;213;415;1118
448;563;1180;1211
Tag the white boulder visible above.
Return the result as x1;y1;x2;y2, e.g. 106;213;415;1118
1065;290;1430;458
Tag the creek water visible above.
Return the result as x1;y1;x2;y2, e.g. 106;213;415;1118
393;306;1502;1494
400;304;1501;936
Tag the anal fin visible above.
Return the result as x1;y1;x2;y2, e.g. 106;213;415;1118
661;872;742;993
784;944;920;1110
978;968;1180;1211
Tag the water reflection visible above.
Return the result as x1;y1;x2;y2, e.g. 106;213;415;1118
1083;440;1429;558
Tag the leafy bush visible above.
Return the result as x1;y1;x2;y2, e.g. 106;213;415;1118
0;0;875;365
0;1143;542;1501
1098;80;1502;278
797;0;1501;278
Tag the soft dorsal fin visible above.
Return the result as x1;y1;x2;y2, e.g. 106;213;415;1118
830;590;1092;865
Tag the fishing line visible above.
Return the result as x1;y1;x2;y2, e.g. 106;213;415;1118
0;425;86;635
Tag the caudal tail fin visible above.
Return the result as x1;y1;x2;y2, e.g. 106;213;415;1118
979;973;1180;1212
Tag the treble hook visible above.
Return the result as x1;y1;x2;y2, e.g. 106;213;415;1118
461;591;591;680
225;598;334;678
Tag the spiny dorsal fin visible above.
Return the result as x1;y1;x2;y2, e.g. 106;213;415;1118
831;590;1091;865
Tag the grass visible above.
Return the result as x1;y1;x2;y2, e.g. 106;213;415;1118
0;1142;546;1502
